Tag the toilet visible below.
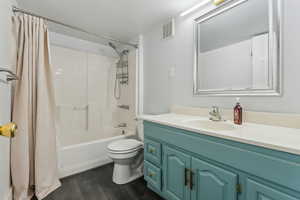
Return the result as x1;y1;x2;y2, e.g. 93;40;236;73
107;139;144;184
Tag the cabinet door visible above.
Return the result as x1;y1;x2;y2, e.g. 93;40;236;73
246;178;299;200
163;146;191;200
191;157;238;200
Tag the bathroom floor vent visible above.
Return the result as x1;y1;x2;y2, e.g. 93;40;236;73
163;19;175;39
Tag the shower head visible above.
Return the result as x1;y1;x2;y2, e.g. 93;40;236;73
108;42;129;57
122;49;129;55
108;42;122;57
108;42;117;50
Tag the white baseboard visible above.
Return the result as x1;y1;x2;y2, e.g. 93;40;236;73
59;158;113;178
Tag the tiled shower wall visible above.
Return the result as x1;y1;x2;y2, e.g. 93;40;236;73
49;32;137;146
51;45;117;146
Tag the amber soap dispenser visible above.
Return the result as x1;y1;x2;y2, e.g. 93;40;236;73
234;98;242;125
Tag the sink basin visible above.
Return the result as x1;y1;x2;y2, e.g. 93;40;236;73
182;119;236;131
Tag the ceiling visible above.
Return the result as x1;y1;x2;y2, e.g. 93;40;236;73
17;0;200;44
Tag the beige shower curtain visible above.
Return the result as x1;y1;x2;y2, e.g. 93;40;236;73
11;14;61;200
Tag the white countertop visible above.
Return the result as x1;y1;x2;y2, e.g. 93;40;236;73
139;113;300;156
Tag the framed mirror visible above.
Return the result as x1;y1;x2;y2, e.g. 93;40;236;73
194;0;282;96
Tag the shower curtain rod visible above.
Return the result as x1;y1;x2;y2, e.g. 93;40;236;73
12;6;138;49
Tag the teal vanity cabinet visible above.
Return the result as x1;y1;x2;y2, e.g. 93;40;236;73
143;121;300;200
245;179;299;200
191;157;238;200
163;146;191;200
162;146;237;200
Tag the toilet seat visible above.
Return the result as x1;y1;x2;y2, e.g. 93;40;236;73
108;146;142;154
107;139;143;154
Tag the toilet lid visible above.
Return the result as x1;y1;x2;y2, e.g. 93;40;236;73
107;139;143;152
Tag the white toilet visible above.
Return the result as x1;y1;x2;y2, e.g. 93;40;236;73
107;139;144;184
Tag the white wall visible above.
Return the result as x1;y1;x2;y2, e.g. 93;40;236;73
49;32;117;57
0;0;14;199
0;1;11;67
142;0;300;114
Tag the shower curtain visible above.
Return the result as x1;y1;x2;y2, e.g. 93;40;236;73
11;14;61;200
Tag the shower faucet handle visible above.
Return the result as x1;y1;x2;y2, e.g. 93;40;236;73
118;105;130;110
115;123;127;128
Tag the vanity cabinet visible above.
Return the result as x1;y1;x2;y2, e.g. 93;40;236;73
191;157;237;200
163;145;237;200
245;179;299;200
143;121;300;200
163;146;191;200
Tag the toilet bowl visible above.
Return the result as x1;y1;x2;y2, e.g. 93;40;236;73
107;139;144;184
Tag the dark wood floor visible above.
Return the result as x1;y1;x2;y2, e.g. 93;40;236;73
38;163;164;200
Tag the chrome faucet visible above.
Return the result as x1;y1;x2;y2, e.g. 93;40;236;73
209;106;222;121
115;123;127;128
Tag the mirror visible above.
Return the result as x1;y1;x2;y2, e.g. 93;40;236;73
194;0;282;96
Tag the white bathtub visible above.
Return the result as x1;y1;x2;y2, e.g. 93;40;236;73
58;129;136;178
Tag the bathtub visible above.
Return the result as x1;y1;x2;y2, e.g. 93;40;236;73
58;129;136;178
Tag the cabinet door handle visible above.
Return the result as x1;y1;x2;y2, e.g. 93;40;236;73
149;148;155;153
189;170;194;190
184;168;194;190
148;172;155;178
184;168;189;186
